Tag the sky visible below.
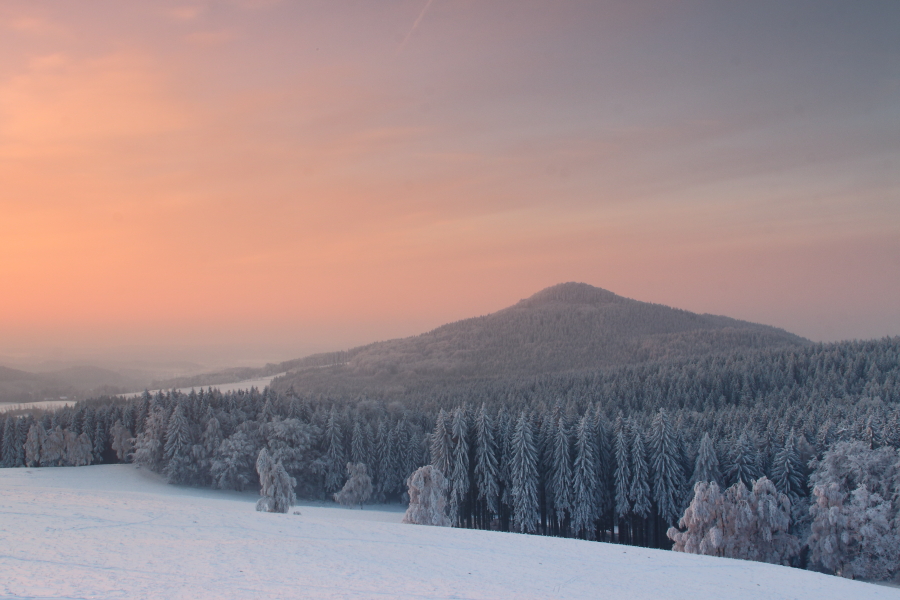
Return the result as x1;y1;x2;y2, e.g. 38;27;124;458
1;0;898;368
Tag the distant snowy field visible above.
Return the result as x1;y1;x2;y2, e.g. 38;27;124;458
119;373;285;399
1;465;896;600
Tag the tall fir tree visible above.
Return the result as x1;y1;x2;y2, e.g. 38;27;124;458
510;411;539;534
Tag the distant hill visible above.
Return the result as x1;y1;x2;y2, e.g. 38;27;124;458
269;282;808;394
0;365;141;403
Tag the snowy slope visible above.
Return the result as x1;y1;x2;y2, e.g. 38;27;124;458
0;465;896;600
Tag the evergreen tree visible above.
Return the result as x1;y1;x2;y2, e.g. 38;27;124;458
727;433;759;487
629;424;651;545
614;426;632;542
690;433;721;487
430;409;452;477
510;411;539;533
449;406;470;527
571;414;598;539
550;417;572;532
649;409;685;541
770;429;805;502
1;417;17;468
473;403;500;527
323;407;346;494
164;404;195;484
255;447;296;513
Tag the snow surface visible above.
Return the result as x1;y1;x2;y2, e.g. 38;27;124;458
1;465;897;600
118;373;285;399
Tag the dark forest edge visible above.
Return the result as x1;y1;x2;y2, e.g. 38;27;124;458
2;337;899;581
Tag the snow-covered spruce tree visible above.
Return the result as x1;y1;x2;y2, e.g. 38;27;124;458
337;459;375;504
770;428;805;503
571;413;598;539
403;465;450;526
510;411;540;534
614;425;632;543
649;409;685;546
550;417;573;533
473;403;499;529
164;404;195;484
92;417;107;464
449;406;471;527
264;418;318;497
255;447;296;513
133;404;168;472
334;462;374;508
211;430;258;491
629;424;651;546
593;410;614;541
323;407;346;494
690;432;721;488
0;417;17;467
430;409;452;480
727;433;759;488
350;418;367;466
373;419;390;502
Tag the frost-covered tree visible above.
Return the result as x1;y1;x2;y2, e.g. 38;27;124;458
430;409;452;478
629;424;651;545
550;417;573;531
571;414;598;539
110;420;133;463
66;431;93;467
24;423;44;468
727;433;759;488
92;417;107;463
1;417;18;467
614;426;632;542
473;403;499;527
649;409;685;536
41;426;66;467
402;465;450;526
808;482;898;580
164;404;195;484
510;412;539;533
323;407;346;494
669;477;798;565
255;447;296;513
449;407;470;526
770;429;805;503
690;433;721;488
350;418;368;466
334;462;374;508
211;430;258;491
133;405;168;471
668;481;726;555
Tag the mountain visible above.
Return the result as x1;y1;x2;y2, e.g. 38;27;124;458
269;282;808;394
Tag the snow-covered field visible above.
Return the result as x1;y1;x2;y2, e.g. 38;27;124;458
119;373;285;399
0;400;75;413
0;465;896;600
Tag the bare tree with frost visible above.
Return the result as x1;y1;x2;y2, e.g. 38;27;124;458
334;462;373;508
403;465;450;526
110;420;134;463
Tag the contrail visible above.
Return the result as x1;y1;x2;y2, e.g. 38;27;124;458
397;0;434;53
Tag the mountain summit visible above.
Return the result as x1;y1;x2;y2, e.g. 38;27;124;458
271;282;807;393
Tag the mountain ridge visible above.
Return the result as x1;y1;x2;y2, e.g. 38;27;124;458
265;282;808;395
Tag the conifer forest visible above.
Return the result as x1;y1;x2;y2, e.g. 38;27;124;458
3;337;900;580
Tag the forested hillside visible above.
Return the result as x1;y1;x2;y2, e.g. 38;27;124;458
3;337;899;579
269;282;807;395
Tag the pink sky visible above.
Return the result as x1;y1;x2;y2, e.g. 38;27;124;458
1;1;898;366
